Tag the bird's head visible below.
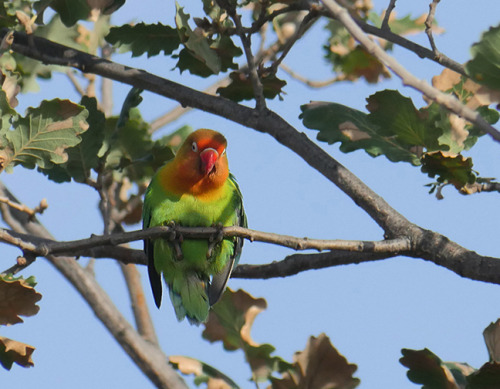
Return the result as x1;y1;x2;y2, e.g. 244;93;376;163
172;129;229;193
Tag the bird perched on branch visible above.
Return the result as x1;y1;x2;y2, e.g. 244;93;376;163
143;129;246;324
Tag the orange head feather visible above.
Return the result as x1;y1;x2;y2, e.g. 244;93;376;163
161;129;229;197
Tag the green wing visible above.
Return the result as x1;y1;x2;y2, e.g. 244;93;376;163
143;183;163;308
208;173;247;305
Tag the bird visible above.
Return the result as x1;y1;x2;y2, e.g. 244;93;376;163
142;129;246;325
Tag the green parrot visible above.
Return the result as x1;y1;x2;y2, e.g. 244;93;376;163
142;129;246;324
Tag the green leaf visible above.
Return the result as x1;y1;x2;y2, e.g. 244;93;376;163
324;20;389;83
366;90;441;150
466;24;500;91
175;48;214;77
217;71;287;102
421;151;476;189
211;35;242;72
175;3;221;75
39;96;105;183
105;23;181;57
47;0;90;27
0;89;17;134
0;99;88;172
300;101;421;165
400;348;462;389
0;2;17;28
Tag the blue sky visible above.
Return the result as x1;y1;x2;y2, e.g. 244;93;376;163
2;0;500;388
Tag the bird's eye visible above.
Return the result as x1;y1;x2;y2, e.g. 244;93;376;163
221;148;226;155
191;142;198;152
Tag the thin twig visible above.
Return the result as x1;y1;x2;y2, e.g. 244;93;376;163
269;12;319;74
101;43;114;116
319;0;500;143
280;62;345;88
66;70;86;96
0;196;47;220
120;262;159;345
231;13;266;111
425;0;441;57
381;0;398;30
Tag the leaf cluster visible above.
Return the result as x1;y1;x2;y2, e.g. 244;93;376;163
169;288;360;389
0;274;41;370
400;319;500;389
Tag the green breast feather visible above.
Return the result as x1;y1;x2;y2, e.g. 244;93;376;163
143;172;246;325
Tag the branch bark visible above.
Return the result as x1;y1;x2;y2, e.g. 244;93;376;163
2;223;500;286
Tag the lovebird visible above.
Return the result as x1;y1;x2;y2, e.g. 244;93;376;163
142;129;246;324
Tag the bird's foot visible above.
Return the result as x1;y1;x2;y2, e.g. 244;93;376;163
207;223;224;259
167;221;183;260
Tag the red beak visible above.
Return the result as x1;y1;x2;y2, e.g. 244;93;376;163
200;148;219;175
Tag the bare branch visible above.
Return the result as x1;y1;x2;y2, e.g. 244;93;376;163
66;70;86;96
319;0;500;143
269;12;319;74
120;263;159;345
0;196;47;220
425;0;441;57
2;224;500;287
280;62;345;88
381;0;398;30
0;225;410;258
233;251;391;278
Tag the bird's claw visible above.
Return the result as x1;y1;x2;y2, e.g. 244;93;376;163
207;223;224;259
166;221;183;260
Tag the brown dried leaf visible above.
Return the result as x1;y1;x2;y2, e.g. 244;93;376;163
484;319;500;362
169;355;235;389
273;334;360;389
0;336;35;369
0;277;41;325
432;68;500;109
203;288;267;350
170;355;204;376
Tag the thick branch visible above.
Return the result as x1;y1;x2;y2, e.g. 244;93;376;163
3;225;500;286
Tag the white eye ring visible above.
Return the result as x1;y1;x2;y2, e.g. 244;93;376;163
191;142;198;152
221;148;226;155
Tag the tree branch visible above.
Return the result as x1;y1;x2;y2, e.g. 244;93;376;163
381;0;397;30
2;224;500;286
319;0;500;143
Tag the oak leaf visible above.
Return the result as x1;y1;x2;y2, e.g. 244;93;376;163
272;334;360;389
0;336;34;370
0;275;41;325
